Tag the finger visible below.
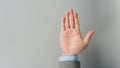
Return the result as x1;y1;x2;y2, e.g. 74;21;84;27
69;9;74;28
84;30;94;44
61;16;66;31
73;11;80;30
65;11;70;29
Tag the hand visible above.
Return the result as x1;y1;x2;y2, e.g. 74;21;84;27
60;9;94;56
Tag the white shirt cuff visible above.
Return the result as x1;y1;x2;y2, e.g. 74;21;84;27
59;55;78;61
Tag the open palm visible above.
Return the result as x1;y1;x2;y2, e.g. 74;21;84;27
60;9;94;56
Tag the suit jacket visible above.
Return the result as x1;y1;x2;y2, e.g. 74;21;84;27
59;61;80;68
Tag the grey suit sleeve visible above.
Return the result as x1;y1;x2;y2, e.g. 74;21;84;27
59;61;80;68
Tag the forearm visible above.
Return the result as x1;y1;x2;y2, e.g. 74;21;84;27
59;55;80;68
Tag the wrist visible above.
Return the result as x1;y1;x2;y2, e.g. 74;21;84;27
62;53;78;56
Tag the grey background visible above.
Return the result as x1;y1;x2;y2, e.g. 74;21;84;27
0;0;120;68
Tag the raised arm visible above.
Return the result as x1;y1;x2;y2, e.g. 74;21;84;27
59;9;94;68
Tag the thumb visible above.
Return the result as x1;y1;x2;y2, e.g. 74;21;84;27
84;30;94;44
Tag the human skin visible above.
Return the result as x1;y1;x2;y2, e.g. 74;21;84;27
60;9;94;56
